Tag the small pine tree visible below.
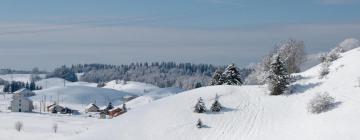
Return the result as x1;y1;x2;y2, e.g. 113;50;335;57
221;64;243;85
196;119;203;128
122;103;127;112
210;94;222;112
194;97;206;113
210;70;224;85
268;55;290;95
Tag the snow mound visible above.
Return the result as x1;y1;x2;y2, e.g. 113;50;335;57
103;80;159;95
69;47;360;140
31;86;134;110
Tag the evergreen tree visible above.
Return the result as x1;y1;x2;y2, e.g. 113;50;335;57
30;81;36;91
194;97;206;113
122;103;127;112
106;102;114;110
196;119;203;128
210;70;224;85
25;82;30;89
221;64;243;85
210;94;222;112
268;55;290;95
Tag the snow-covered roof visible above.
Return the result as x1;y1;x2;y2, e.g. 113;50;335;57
85;103;99;109
14;88;33;94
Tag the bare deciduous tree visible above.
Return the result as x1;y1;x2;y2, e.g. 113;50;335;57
15;121;23;132
52;123;58;133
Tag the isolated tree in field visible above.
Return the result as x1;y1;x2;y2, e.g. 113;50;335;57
122;103;127;112
210;94;222;112
196;119;203;128
52;123;58;133
210;70;224;85
268;55;290;95
15;121;23;132
221;64;243;85
194;97;206;113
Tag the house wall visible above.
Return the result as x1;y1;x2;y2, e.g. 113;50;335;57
10;98;33;112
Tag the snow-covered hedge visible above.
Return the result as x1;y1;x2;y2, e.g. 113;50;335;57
307;93;336;114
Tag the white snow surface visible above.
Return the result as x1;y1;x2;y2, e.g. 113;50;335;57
68;47;360;140
31;86;134;110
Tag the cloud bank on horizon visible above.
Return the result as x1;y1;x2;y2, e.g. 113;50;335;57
0;0;359;70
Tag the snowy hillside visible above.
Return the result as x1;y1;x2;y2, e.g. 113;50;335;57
31;86;134;110
69;47;360;140
36;78;96;89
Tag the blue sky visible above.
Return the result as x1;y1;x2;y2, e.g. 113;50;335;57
0;0;360;70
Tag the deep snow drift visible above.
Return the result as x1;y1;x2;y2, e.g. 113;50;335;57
69;47;360;140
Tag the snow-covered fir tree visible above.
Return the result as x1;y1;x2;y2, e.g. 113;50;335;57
221;64;243;85
196;119;203;128
268;55;290;95
210;70;224;85
210;94;222;112
194;97;206;113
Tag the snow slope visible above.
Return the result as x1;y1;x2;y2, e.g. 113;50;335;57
69;47;360;140
31;86;134;110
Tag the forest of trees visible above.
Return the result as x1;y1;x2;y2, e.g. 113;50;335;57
46;62;253;89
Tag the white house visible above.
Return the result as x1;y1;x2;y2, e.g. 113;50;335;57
8;94;34;112
13;88;35;98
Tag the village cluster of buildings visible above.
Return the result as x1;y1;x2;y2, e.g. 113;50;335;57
5;88;129;119
85;102;127;119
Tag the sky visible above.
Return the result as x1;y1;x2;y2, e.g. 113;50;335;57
0;0;360;70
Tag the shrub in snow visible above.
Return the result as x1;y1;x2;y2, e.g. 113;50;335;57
194;97;206;113
319;61;330;78
327;47;341;62
307;93;336;114
53;123;58;133
337;38;360;52
15;121;23;132
210;94;222;112
196;119;203;128
267;55;290;95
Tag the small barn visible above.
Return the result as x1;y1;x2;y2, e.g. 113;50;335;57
108;108;125;118
85;103;99;113
13;88;35;98
8;94;34;112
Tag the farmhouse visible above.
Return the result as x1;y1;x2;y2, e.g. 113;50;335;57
8;94;34;112
85;103;100;113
